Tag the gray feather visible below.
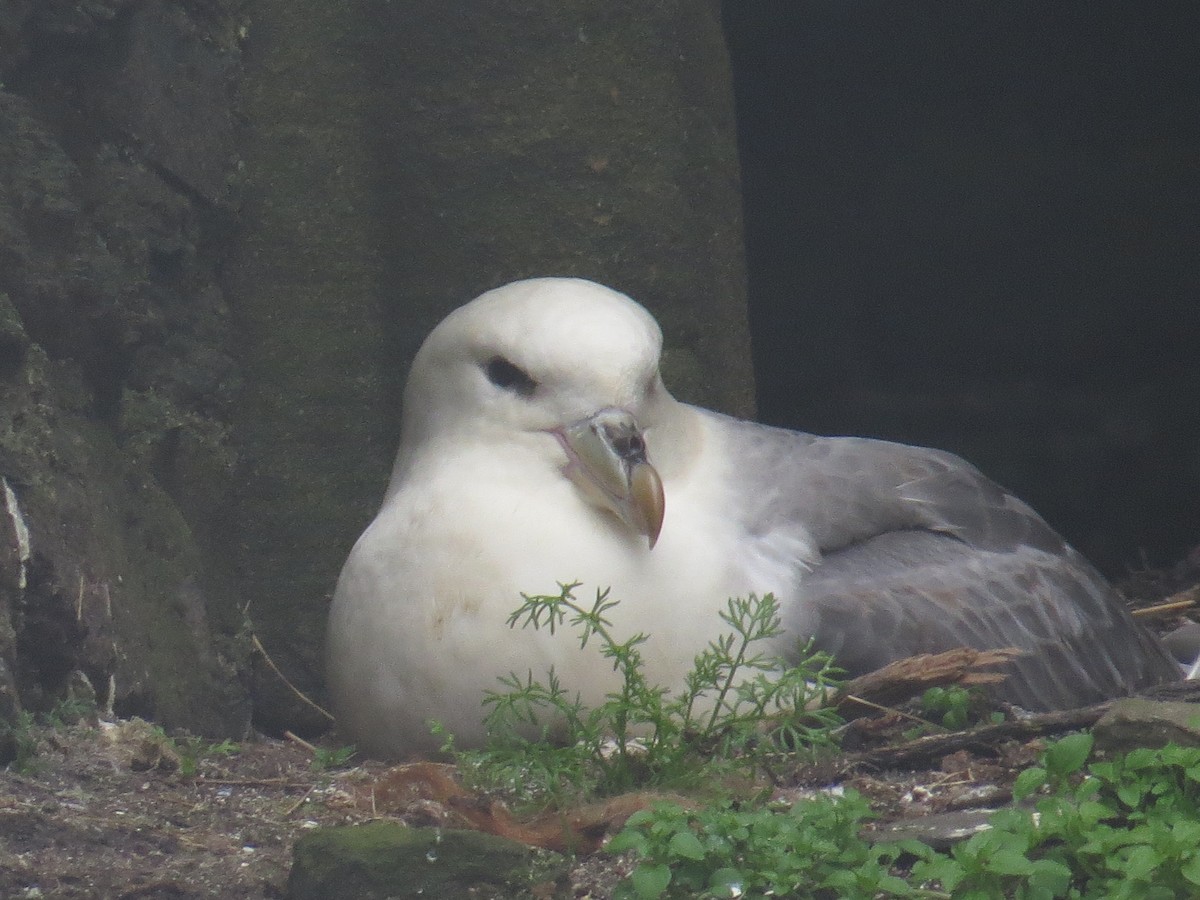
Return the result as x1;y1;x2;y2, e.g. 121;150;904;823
705;411;1180;710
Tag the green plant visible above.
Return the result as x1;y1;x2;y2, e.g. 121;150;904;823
609;735;1200;899
206;738;241;757
447;585;843;804
1;710;42;773
311;744;357;771
175;735;241;777
1;698;99;772
438;583;1200;897
913;734;1200;898
607;791;922;899
921;686;979;731
44;696;97;729
901;686;1005;740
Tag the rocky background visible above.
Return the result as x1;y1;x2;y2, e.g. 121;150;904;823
2;0;1195;756
0;0;249;743
0;0;749;749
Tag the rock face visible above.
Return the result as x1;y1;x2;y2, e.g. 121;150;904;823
0;2;250;742
0;0;750;745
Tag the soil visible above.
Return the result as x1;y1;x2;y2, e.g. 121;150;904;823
0;713;1026;900
0;720;349;899
2;554;1196;900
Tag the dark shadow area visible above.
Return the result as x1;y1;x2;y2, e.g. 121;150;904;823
724;1;1200;573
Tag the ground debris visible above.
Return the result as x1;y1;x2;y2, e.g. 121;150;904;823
834;646;1022;719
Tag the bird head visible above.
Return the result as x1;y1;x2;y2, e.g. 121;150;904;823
394;278;678;547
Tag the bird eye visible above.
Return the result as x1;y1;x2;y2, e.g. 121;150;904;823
484;357;537;396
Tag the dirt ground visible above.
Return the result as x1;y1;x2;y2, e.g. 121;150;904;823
0;714;1031;900
0;721;352;899
2;552;1196;900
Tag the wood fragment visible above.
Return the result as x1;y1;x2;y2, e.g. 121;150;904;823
1131;586;1199;618
284;730;318;753
832;647;1022;719
835;694;938;729
841;678;1200;772
284;784;318;817
841;703;1110;771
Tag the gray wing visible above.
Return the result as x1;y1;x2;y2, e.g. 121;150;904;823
705;411;1181;710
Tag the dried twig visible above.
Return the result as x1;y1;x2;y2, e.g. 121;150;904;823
1132;586;1199;618
835;694;940;729
284;730;319;753
842;678;1200;773
250;633;335;722
284;784;318;817
200;777;309;787
842;702;1111;772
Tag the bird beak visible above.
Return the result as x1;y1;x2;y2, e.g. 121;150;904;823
556;409;665;549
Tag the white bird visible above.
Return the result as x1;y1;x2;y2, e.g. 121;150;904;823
326;277;1180;758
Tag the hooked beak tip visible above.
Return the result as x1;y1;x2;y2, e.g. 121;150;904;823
630;461;665;550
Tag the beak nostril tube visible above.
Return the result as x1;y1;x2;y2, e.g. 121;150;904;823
557;408;664;549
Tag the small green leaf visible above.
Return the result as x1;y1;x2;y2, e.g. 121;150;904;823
911;855;965;892
707;867;747;896
875;873;916;896
1124;747;1155;769
985;849;1035;876
1027;859;1073;895
630;862;672;899
1181;851;1200;886
1045;732;1094;776
1074;776;1102;801
1013;766;1047;800
1121;843;1162;880
624;809;656;829
606;828;647;854
1076;799;1114;827
667;830;706;860
1173;819;1200;844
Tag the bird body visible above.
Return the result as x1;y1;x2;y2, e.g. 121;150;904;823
327;278;1179;758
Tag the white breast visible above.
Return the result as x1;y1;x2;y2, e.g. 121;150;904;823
326;416;812;756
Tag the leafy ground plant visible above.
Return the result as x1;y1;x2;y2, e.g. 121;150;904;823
0;710;41;772
446;584;844;803
913;733;1200;899
1;697;99;772
174;735;240;777
311;743;357;771
608;791;922;899
611;735;1200;899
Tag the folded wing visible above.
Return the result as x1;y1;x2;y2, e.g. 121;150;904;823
711;413;1180;709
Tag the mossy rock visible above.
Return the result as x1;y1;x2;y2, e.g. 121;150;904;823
1093;699;1200;753
287;822;568;900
